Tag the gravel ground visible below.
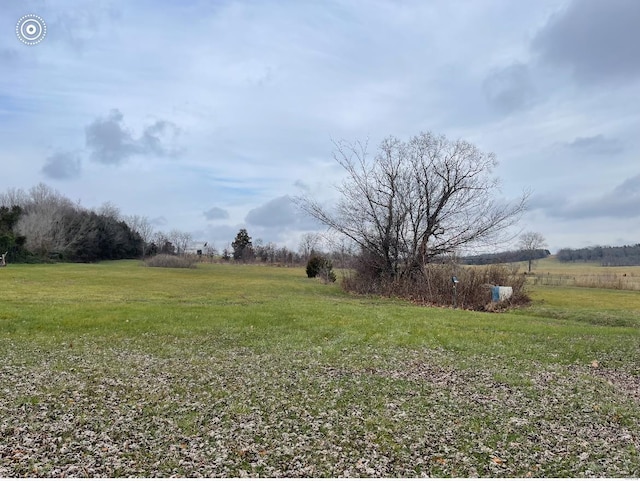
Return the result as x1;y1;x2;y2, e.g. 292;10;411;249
1;344;638;477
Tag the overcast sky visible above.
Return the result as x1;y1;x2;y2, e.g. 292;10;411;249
1;0;639;253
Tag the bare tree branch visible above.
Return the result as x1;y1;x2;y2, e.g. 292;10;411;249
296;131;529;279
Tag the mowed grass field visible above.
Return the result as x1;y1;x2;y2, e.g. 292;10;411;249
1;261;639;477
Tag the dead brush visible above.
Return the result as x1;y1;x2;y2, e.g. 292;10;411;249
343;262;529;310
145;254;198;269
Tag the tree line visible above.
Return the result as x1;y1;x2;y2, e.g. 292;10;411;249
461;249;550;266
0;184;353;267
557;244;640;266
226;228;355;268
0;184;143;262
0;184;203;263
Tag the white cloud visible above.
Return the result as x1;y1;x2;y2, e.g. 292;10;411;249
85;109;138;165
41;151;82;180
532;0;640;84
84;109;182;165
0;0;638;251
558;174;640;220
483;63;536;114
203;207;230;221
564;135;624;155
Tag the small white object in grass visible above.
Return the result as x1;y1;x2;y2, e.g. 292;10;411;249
491;286;513;302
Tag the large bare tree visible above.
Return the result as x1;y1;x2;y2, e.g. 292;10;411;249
168;229;193;256
518;231;547;273
13;184;77;257
298;232;322;260
124;215;155;258
298;132;528;279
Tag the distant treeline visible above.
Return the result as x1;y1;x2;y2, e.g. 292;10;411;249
0;184;354;267
461;249;550;266
557;244;640;266
0;184;142;263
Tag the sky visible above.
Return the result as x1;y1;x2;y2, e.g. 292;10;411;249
1;0;639;254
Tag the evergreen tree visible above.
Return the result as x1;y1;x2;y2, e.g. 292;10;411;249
231;228;253;261
0;205;30;262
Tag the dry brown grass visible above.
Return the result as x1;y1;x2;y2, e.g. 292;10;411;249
343;263;528;310
144;254;198;269
521;257;640;291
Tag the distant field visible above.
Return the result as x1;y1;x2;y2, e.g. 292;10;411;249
1;261;639;477
513;256;640;291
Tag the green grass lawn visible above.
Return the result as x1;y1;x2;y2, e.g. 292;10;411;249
1;261;638;476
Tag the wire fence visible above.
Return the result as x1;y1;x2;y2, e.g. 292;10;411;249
527;272;640;291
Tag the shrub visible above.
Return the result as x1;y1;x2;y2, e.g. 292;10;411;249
306;255;336;283
145;254;197;269
318;262;337;283
342;261;528;310
306;255;322;278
